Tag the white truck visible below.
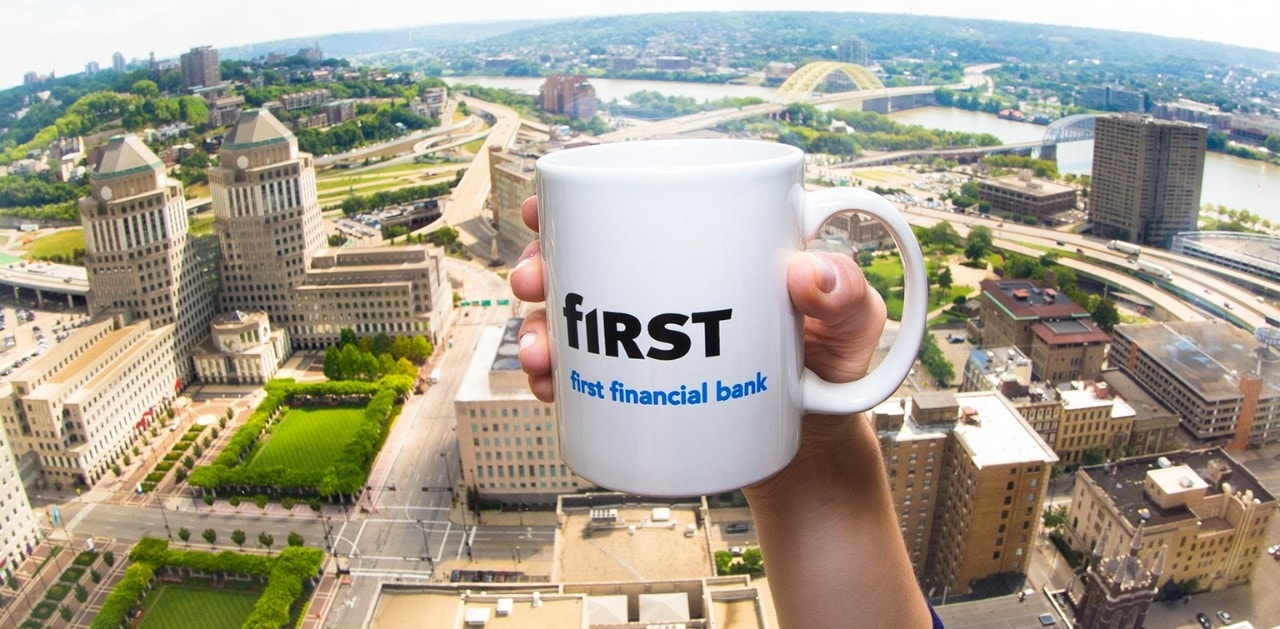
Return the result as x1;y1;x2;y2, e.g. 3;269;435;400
1135;260;1173;281
1107;240;1141;256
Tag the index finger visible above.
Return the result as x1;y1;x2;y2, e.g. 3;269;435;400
521;196;539;232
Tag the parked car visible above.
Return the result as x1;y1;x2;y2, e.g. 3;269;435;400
725;523;749;534
1056;240;1065;246
1196;612;1212;629
729;546;745;557
1268;543;1280;555
1217;611;1232;623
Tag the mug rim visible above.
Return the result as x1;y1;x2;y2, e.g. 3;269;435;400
536;139;802;176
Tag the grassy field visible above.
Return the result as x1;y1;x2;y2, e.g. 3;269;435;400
24;228;84;260
138;584;258;629
246;406;366;474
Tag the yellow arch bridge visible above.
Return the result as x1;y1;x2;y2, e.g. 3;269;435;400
775;62;885;101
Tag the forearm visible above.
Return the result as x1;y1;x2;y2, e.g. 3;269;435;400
744;412;931;628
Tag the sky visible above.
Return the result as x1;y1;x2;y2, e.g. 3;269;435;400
5;0;1279;89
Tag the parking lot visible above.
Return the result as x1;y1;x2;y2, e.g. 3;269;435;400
0;298;91;377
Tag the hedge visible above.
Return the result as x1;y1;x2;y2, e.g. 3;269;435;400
93;539;323;629
189;376;410;500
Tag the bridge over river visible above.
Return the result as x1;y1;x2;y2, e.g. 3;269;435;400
601;62;1098;163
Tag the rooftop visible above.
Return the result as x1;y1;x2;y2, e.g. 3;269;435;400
456;320;534;401
224;109;293;149
1080;448;1275;529
986;174;1076;196
951;391;1058;468
1031;319;1111;345
93;134;162;179
1114;321;1280;402
981;279;1087;321
1099;369;1177;424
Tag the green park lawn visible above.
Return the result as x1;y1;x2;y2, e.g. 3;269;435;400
138;584;258;629
245;406;366;474
24;228;84;260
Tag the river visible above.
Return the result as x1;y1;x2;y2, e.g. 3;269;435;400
447;76;1280;223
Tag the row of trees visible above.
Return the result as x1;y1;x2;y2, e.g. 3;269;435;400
765;104;1002;158
338;181;452;216
188;377;410;500
294;105;436;156
93;538;323;629
177;527;303;554
322;328;434;379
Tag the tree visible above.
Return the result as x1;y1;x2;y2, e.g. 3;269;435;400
202;528;217;547
937;267;953;292
339;328;358;347
740;547;764;573
103;550;115;566
259;531;275;555
1091;298;1120;334
231;529;246;549
60;604;73;621
964;225;994;261
1042;505;1069;531
178;527;191;544
129;79;159;99
74;582;88;602
288;531;305;547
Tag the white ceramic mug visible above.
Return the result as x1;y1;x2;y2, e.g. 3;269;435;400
535;139;926;496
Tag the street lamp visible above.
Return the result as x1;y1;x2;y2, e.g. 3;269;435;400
156;496;173;540
439;452;455;498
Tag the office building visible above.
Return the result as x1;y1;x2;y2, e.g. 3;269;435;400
1110;321;1280;450
421;86;447;118
978;278;1106;382
539;75;597;120
1081;85;1144;113
1100;369;1180;458
0;316;180;488
290;247;449;349
191;310;291;385
455;320;591;505
180;45;220;90
487;146;538;253
0;425;38;581
1064;449;1274;593
874;390;1058;596
77;134;217;377
211;109;451;349
960;349;1177;464
210;110;324;331
977;175;1077;223
280;89;332;111
111;52;126;72
1090;114;1207;248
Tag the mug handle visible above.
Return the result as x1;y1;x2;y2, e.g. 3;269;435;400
800;187;928;415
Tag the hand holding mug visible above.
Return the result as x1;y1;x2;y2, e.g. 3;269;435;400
512;139;926;497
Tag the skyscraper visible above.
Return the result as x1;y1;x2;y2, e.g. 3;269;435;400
210;109;451;349
180;45;220;90
112;52;126;72
78;134;217;371
1090;114;1207;248
210;110;325;329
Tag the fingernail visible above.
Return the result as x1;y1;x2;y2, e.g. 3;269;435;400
514;256;531;271
519;332;536;350
814;255;838;293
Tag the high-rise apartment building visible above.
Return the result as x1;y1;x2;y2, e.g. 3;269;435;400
455;319;591;505
539;75;597;120
873;390;1058;596
180;45;220;90
1110;321;1280;450
77;134;217;376
1064;449;1274;593
111;52;126;72
1090;114;1207;248
0;425;38;581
